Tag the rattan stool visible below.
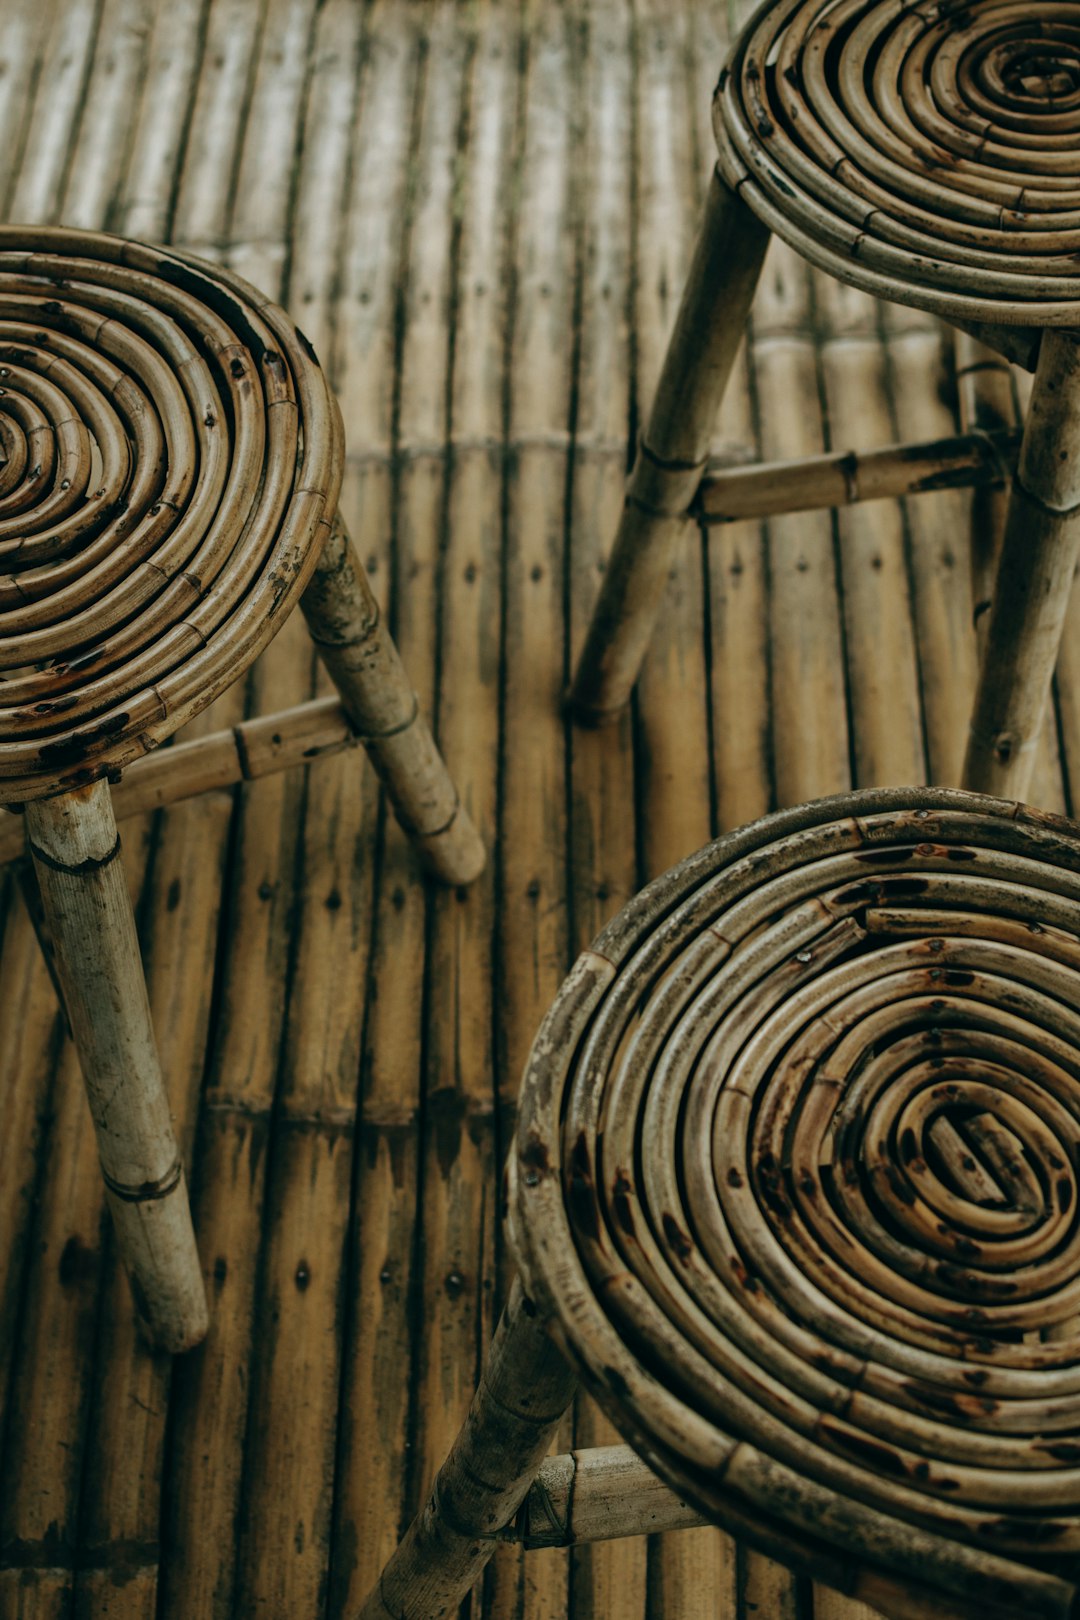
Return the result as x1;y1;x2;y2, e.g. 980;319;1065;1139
569;0;1080;807
362;786;1080;1620
0;227;484;1353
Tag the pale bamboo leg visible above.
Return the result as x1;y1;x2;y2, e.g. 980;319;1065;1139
953;331;1017;654
24;780;208;1354
301;514;485;885
962;330;1080;800
568;167;770;722
358;1278;577;1620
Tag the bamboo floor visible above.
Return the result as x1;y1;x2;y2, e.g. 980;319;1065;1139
1;0;1078;1616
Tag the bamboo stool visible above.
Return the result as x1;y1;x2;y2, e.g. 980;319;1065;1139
362;786;1080;1620
569;0;1080;806
0;226;484;1354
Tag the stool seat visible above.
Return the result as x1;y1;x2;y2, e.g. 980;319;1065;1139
510;789;1080;1619
0;226;483;1353
714;0;1080;328
569;0;1080;804
0;226;341;802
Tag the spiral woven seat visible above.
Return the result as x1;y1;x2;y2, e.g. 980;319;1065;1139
510;788;1080;1620
0;226;483;1354
714;0;1080;327
0;225;342;803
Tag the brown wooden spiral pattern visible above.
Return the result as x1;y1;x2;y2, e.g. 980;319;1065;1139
0;226;343;802
512;789;1080;1619
714;0;1080;327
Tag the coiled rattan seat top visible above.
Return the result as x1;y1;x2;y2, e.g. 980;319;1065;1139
714;0;1080;328
511;788;1080;1620
0;226;343;803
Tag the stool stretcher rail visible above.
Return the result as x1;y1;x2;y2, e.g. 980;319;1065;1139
0;698;357;867
694;428;1022;526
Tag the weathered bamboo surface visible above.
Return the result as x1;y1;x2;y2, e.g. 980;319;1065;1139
0;1;1076;1618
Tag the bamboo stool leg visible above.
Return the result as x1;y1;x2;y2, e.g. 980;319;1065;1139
954;331;1018;657
567;167;770;722
301;514;485;886
962;330;1080;800
24;781;208;1354
358;1278;577;1620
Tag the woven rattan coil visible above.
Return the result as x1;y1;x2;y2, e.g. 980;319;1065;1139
511;788;1080;1619
0;226;343;803
714;0;1080;328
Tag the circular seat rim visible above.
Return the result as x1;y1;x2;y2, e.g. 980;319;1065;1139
711;0;1080;330
508;784;1080;1619
0;224;344;802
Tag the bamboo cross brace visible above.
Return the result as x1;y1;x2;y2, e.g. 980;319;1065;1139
511;1445;706;1549
24;780;208;1353
0;698;356;868
694;427;1021;526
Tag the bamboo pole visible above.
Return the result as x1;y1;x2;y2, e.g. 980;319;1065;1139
116;0;211;244
0;871;65;1459
951;334;1067;814
6;0;99;225
954;335;1018;655
759;241;851;808
0;0;55;223
567;165;770;722
58;0;151;231
562;0;645;1610
816;271;925;792
391;11;504;1616
0;1019;121;1609
687;5;765;1607
633;5;734;1610
696;0;768;845
882;308;978;786
514;1447;706;1548
962;330;1080;801
168;0;267;260
321;8;430;1615
695;427;1019;527
741;235;842;1618
74;789;231;1618
745;1549;801;1620
149;2;311;1611
344;15;502;1616
498;0;576;1265
816;272;926;1613
358;1280;578;1620
492;9;581;1612
633;0;715;877
214;9;371;1618
24;782;207;1354
13;853;68;1022
301;513;485;887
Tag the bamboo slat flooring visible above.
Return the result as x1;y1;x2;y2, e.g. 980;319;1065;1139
0;1;1075;1616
